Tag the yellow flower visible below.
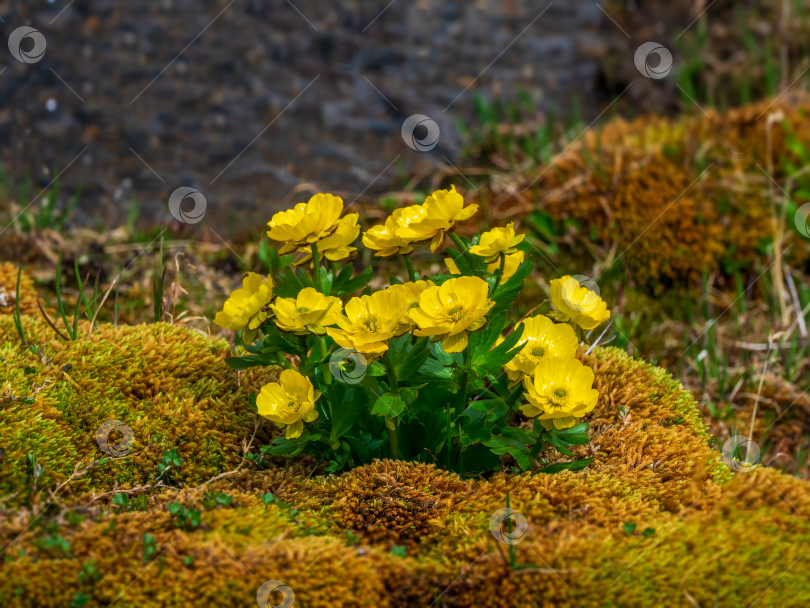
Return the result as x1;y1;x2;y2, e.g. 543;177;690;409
295;213;360;265
408;276;494;353
498;251;525;279
271;287;342;335
445;250;524;279
257;369;321;439
384;280;433;333
213;273;274;343
362;212;416;257
521;357;598;429
504;315;578;382
469;222;524;262
266;193;344;253
326;288;406;355
550;276;610;330
394;186;479;252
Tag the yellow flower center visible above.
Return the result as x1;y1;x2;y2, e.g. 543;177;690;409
361;314;379;332
447;304;465;321
531;345;545;357
297;307;311;314
550;386;569;408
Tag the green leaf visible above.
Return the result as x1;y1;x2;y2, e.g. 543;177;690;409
482;435;533;469
370;392;406;418
387;335;430;381
540;457;593;474
327;385;367;441
318;267;335;295
490;258;534;315
225;356;268;370
459;405;495;445
391;545;407;557
368;361;387;377
473;322;525;374
274;267;312;298
400;386;420;405
547;422;590;446
333;265;373;296
414;342;460;389
468;311;507;364
500;425;536;446
466;398;510;423
622;522;637;534
554;422;589;436
267;433;317;457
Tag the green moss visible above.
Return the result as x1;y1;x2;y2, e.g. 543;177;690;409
1;311;808;606
0;315;276;506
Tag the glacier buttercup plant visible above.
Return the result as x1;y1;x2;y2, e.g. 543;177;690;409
215;188;610;474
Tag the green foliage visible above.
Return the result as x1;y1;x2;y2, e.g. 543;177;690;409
142;532;158;562
166;502;203;531
224;202;604;477
201;491;233;509
156;448;183;483
0;171;80;233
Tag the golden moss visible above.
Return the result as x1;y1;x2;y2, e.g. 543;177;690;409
0;314;276;506
2;316;809;606
491;97;810;287
295;460;472;546
0;263;39;316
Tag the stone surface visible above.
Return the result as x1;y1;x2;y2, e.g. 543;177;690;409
0;0;609;228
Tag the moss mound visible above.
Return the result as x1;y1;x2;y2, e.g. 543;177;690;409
0;314;276;505
493;97;810;288
1;310;808;605
0;263;38;316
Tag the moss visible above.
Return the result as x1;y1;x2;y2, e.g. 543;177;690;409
497;98;810;287
1;306;809;605
0;263;38;316
0;314;276;507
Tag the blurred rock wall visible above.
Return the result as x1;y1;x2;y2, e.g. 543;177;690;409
0;0;606;227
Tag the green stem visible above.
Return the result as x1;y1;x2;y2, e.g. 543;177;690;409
384;357;401;460
311;242;321;287
450;231;470;255
498;253;506;285
404;255;418;282
319;336;331;385
452;348;472;473
450;231;478;273
386;416;401;460
450;231;468;251
458;420;465;480
445;401;452;470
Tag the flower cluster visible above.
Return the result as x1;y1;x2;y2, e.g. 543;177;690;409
214;187;611;473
